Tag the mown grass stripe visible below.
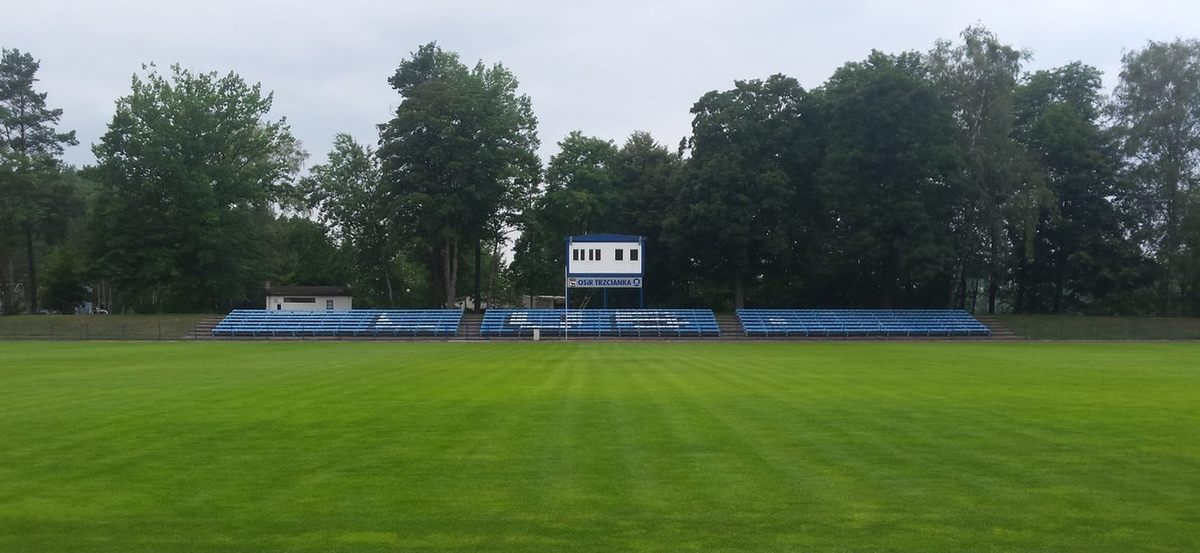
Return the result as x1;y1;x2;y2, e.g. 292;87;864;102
0;341;1197;552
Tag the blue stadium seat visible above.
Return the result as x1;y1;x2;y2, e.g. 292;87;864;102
736;309;990;337
211;309;463;337
480;309;719;337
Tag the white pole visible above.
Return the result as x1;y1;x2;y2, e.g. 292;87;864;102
564;263;569;342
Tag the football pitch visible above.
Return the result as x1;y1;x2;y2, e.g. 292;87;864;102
1;341;1198;552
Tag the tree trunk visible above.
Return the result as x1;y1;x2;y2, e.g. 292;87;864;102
473;238;482;312
24;222;37;314
881;251;899;308
1053;270;1063;314
733;273;745;310
987;226;1000;315
383;269;394;306
1014;252;1026;314
1052;247;1065;314
93;279;114;313
947;265;958;309
957;262;967;309
441;238;459;309
1162;162;1181;315
0;252;13;315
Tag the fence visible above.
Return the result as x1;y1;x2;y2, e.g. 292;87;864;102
0;315;210;341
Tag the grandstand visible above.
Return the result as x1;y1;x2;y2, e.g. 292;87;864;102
211;309;462;337
737;309;990;337
480;309;720;337
209;308;993;339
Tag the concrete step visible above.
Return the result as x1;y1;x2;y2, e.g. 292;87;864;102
184;316;226;340
974;315;1021;340
458;313;485;340
714;313;745;337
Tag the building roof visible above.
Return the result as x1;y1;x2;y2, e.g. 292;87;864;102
265;285;352;297
569;233;642;243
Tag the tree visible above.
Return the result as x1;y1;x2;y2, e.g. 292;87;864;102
510;131;688;307
302;134;399;304
1010;63;1146;313
542;132;623;233
0;48;77;314
378;43;540;308
39;242;89;312
511;132;620;302
508;207;562;305
675;74;808;308
612;132;686;305
90;64;303;312
1111;39;1200;313
927;25;1029;313
815;51;960;307
267;216;351;289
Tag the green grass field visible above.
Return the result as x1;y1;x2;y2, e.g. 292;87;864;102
1;342;1198;552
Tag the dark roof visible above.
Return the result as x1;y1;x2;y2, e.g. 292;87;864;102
569;233;642;243
265;285;352;297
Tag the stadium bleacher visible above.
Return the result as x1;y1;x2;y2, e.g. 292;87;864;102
210;308;990;339
481;309;720;337
211;309;463;337
736;309;990;337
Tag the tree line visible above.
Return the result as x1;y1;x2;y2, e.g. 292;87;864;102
1;26;1199;315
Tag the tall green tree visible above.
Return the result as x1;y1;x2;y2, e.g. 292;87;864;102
510;132;619;302
1111;39;1200;313
378;43;540;308
90;64;303;312
612;132;686;304
1011;63;1145;313
510;131;686;306
0;48;77;314
815;51;960;307
302;134;400;305
674;74;808;308
927;25;1029;313
542;132;622;233
267;216;351;289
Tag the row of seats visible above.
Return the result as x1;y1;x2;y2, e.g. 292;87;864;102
212;308;989;338
737;309;990;337
481;309;720;337
212;309;463;337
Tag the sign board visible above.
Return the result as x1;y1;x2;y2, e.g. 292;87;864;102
566;233;643;285
564;233;647;318
568;277;642;288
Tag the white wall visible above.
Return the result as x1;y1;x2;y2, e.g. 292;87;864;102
266;295;353;311
567;241;643;275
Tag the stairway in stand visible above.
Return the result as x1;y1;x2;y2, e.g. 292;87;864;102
458;312;485;339
974;315;1020;340
185;316;225;340
715;313;744;338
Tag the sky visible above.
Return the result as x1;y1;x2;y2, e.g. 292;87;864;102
4;0;1199;169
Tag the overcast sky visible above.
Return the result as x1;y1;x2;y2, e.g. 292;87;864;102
5;0;1198;169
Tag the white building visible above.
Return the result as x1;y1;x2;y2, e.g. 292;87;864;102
521;294;566;309
265;285;353;311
